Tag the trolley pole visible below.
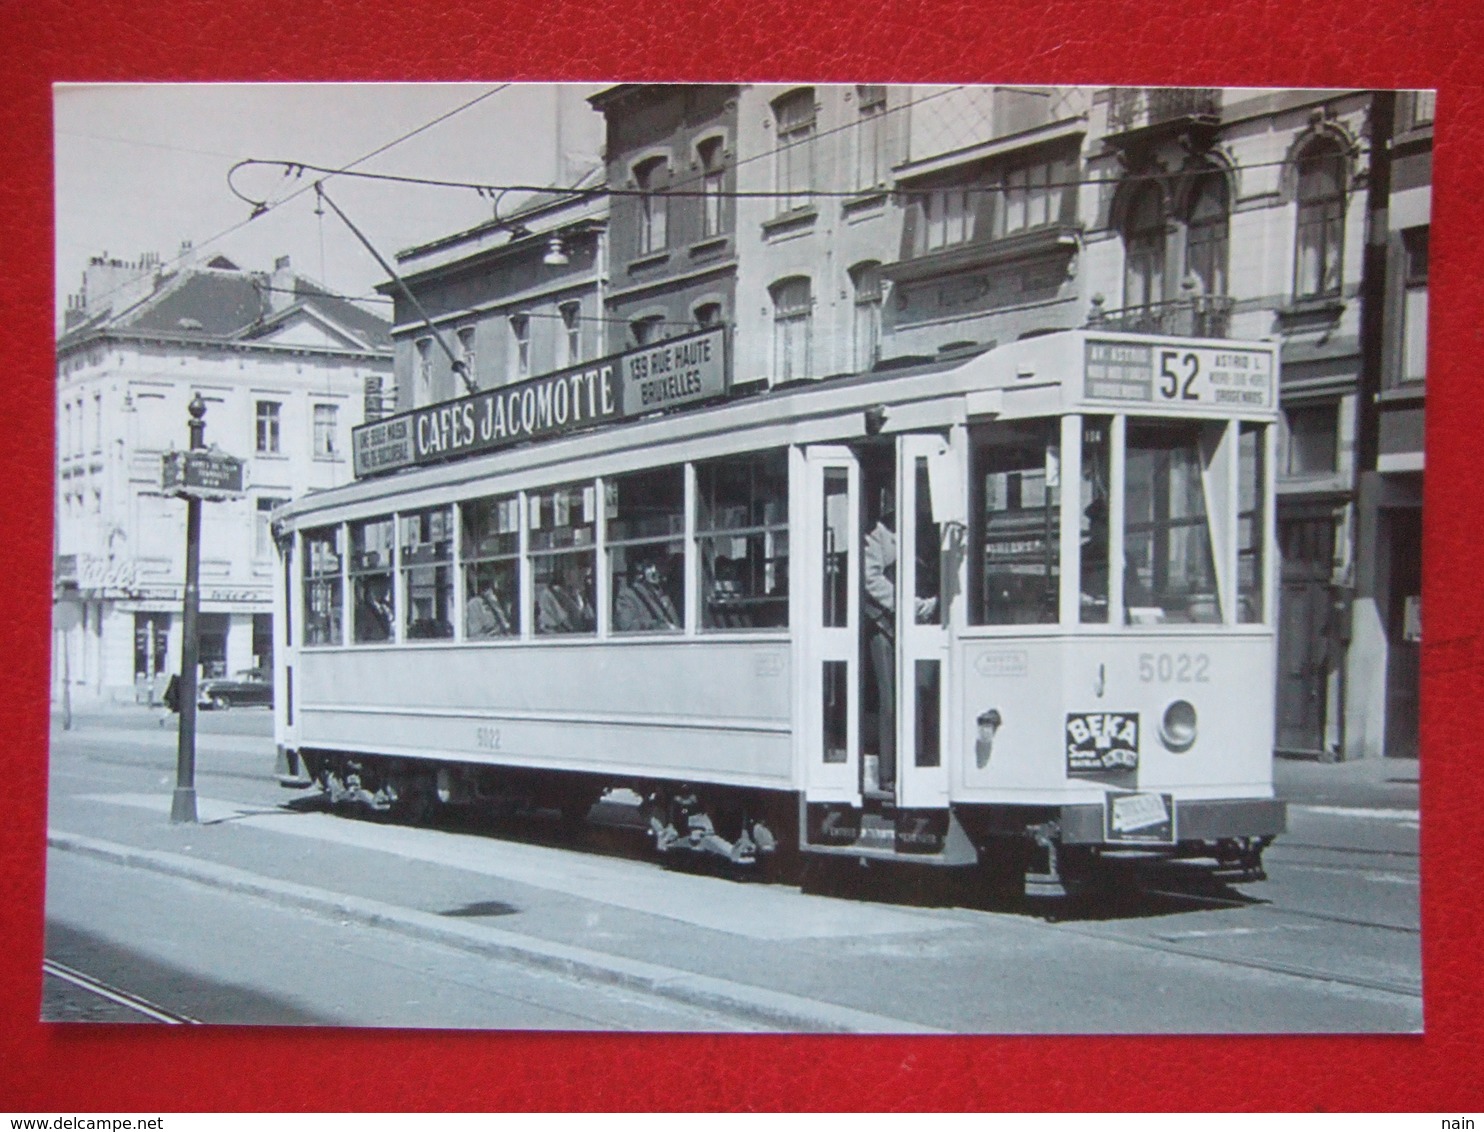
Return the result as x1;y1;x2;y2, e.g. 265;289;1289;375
170;394;208;824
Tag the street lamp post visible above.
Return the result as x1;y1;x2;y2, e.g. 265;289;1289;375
170;394;208;824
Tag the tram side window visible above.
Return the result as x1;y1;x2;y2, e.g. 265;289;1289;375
400;506;454;639
606;467;684;633
1080;416;1112;623
303;526;344;646
1238;422;1266;623
462;495;520;638
969;419;1061;625
530;482;597;635
696;449;789;630
1124;420;1222;624
349;516;396;643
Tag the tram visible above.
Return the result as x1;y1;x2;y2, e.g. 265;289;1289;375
271;326;1284;896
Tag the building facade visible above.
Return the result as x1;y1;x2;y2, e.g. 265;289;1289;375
54;251;392;704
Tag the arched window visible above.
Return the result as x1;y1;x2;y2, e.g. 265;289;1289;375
1184;173;1229;297
1294;140;1346;300
849;261;883;372
1123;185;1166;313
771;277;812;382
634;156;669;255
697;136;726;238
773;89;816;215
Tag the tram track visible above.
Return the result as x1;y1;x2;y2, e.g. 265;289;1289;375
42;958;201;1024
1134;884;1419;936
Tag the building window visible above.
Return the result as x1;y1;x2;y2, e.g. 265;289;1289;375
773;88;816;215
456;326;476;386
855;85;887;191
1123;185;1166;312
698;136;726;238
510;314;531;380
461;494;521;638
93;392;102;452
1294;140;1347;300
696;449;790;630
1285;402;1340;476
255;400;281;455
607;466;685;633
631;315;666;347
312;403;339;458
922;185;975;252
1002;151;1075;235
415;337;433;397
771;277;812;382
63;401;72;458
559;302;582;367
1184;173;1230;297
400;506;454;639
1411;90;1436;128
255;497;286;559
850;261;883;373
1401;226;1429;383
693;302;723;330
635;156;669;255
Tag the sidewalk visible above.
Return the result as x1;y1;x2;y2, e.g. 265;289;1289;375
1274;753;1419;812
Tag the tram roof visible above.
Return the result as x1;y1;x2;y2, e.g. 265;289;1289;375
276;328;1277;526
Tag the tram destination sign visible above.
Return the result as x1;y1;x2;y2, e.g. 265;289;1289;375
1084;340;1274;409
353;327;728;478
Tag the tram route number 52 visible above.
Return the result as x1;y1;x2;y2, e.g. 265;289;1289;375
1159;351;1201;401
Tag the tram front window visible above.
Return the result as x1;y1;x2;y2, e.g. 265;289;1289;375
1124;420;1222;624
696;449;789;630
530;483;597;635
969;419;1060;625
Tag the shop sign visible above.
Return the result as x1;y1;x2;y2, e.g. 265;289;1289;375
1085;340;1274;409
162;448;246;499
353;328;728;479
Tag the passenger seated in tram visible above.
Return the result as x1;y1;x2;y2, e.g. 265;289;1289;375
465;573;515;638
706;554;751;629
536;557;596;635
614;552;681;632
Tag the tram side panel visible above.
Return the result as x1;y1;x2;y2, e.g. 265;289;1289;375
292;640;795;789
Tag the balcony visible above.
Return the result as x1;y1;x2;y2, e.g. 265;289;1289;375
1086;294;1235;339
1104;88;1220;150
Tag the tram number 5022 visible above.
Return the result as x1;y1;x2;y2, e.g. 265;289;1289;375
1159;351;1201;401
1139;652;1210;683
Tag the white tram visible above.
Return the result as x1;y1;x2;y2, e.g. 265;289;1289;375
272;326;1284;895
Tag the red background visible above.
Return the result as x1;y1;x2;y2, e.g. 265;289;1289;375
2;0;1479;1112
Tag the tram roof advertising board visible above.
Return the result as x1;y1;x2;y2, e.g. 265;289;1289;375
1083;338;1275;410
352;327;728;479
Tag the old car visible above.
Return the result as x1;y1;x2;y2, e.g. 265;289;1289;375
198;668;273;709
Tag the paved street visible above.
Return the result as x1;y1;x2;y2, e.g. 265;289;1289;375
41;706;1421;1033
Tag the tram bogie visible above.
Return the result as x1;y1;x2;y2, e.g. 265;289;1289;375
273;328;1285;901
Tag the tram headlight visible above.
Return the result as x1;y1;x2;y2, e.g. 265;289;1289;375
1159;699;1198;752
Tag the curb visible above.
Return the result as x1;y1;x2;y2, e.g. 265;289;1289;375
48;830;943;1035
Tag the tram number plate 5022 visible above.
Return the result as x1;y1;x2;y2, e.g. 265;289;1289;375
475;726;502;751
1138;652;1209;683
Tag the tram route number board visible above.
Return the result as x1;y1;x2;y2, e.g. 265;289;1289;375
1084;340;1274;409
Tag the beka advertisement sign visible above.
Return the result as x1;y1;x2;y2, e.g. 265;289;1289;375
353;327;728;479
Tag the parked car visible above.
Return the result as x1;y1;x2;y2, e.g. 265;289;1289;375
198;668;273;709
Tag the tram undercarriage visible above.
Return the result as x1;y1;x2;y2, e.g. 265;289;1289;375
282;746;1278;898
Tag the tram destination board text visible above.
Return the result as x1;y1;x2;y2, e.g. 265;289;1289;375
1084;340;1274;409
353;327;727;478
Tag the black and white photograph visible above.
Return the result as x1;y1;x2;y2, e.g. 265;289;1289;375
47;83;1427;1033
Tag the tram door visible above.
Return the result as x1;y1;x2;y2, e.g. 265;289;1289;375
802;447;862;803
896;434;953;810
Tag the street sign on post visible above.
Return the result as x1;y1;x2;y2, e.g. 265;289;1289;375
162;446;246;500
